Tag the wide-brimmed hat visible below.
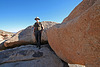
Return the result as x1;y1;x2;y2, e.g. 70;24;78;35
35;17;40;20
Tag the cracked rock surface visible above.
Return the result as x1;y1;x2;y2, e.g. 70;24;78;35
0;45;64;67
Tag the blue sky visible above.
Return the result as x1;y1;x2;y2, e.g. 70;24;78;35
0;0;82;32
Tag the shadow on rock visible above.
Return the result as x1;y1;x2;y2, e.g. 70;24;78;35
32;51;43;57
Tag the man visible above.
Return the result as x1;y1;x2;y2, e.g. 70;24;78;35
33;17;44;49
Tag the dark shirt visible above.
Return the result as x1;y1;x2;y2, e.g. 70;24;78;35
34;22;43;32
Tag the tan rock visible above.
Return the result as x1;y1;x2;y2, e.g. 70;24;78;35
0;31;13;40
63;0;98;23
0;35;4;41
47;0;100;67
68;64;85;67
3;34;12;40
3;21;58;48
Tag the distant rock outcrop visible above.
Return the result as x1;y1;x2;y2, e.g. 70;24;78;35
3;21;58;48
0;30;14;35
0;36;3;41
47;0;100;67
0;30;14;41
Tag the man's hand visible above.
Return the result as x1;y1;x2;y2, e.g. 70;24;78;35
41;29;44;34
33;31;35;36
41;31;42;33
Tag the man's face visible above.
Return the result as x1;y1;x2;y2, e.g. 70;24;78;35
36;19;39;22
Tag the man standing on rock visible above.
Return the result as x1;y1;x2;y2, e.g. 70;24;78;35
33;17;44;49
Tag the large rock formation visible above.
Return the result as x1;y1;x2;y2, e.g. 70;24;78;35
0;44;85;67
47;0;100;67
0;45;64;67
3;21;58;48
63;0;99;23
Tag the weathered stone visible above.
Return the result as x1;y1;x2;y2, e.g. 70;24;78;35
68;64;85;67
3;21;58;48
63;0;98;23
0;30;14;40
47;0;100;67
0;45;64;67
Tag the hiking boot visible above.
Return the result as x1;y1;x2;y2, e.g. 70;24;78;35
39;46;41;49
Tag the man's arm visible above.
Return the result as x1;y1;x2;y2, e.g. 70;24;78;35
34;27;35;31
33;26;35;35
